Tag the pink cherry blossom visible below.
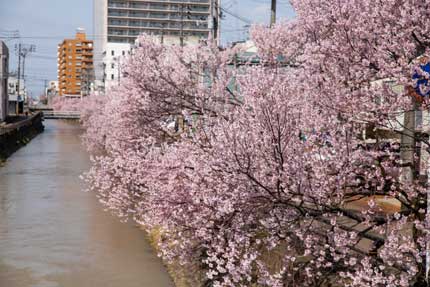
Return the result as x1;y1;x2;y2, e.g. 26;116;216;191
81;1;430;286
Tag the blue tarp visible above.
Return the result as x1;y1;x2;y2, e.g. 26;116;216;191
413;62;430;97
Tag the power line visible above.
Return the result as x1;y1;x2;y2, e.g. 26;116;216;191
28;55;57;60
220;7;252;25
31;52;57;57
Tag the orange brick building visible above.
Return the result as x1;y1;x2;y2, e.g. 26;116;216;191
58;29;94;96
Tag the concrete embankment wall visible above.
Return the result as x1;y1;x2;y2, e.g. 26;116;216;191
0;112;44;161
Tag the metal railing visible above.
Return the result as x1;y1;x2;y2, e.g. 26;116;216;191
42;111;81;119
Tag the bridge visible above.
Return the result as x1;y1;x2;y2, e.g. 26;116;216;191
42;111;81;119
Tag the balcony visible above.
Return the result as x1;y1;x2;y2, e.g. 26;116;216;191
109;21;207;29
108;8;209;18
108;25;208;34
108;0;210;8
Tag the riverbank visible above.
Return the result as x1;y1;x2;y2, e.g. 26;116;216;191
146;228;204;287
0;112;44;161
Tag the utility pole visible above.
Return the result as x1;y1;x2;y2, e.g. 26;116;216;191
416;55;430;284
180;3;184;47
271;0;277;27
44;79;48;96
161;23;166;44
209;0;214;42
403;56;430;284
14;43;35;114
209;0;221;45
16;43;21;114
400;97;417;185
43;79;48;107
21;44;35;82
426;133;430;283
207;0;220;45
22;52;27;81
117;57;121;86
82;69;87;97
215;0;220;45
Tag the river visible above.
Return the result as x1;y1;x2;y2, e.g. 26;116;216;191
0;120;173;287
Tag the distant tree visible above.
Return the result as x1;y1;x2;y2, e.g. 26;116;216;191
51;96;83;112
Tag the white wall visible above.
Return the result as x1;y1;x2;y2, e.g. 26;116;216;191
103;42;131;89
8;77;26;102
7;77;25;115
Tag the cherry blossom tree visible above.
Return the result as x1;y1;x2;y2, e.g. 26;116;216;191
82;1;430;286
83;35;238;217
51;96;83;112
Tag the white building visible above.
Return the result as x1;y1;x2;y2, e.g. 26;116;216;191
46;80;59;95
94;0;219;90
46;80;59;106
102;42;131;89
7;76;26;115
0;41;8;121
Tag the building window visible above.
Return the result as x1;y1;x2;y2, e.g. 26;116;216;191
111;74;115;80
111;50;115;56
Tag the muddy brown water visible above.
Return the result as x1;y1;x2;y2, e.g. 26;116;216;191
0;120;173;287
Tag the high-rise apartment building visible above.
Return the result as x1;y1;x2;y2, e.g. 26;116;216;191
93;0;219;89
58;29;94;96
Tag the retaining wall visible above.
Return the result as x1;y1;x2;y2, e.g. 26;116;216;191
0;112;44;161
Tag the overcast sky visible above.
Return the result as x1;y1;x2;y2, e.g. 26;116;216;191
0;0;294;97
